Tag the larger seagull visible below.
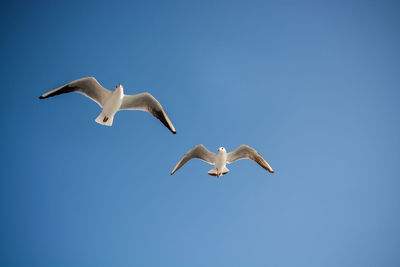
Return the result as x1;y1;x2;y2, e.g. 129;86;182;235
39;77;176;134
171;145;274;178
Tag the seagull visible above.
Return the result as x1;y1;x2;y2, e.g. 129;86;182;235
171;145;274;178
39;77;176;134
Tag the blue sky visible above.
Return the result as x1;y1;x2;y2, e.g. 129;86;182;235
1;0;400;266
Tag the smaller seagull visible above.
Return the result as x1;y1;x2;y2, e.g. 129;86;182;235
171;145;274;178
39;77;176;134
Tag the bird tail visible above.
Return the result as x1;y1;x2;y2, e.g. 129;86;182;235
207;167;229;177
95;112;114;126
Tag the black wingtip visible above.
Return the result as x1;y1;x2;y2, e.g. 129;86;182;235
172;131;176;134
39;95;44;99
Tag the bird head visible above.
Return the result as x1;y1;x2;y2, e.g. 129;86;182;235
218;147;226;152
115;83;124;91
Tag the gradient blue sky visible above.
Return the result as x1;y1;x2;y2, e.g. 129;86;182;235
1;0;400;266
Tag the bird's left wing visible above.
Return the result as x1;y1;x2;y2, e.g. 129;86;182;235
120;93;176;134
171;145;216;175
39;77;110;107
227;145;274;173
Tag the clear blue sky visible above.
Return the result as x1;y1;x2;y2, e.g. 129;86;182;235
1;0;399;266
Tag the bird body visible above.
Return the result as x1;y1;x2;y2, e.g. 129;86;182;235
208;147;229;177
40;77;176;133
95;84;124;126
171;145;274;178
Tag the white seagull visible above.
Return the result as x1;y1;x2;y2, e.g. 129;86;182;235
171;145;274;178
39;77;176;134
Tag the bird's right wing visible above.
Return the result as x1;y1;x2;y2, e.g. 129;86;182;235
120;93;176;134
227;145;274;173
171;145;216;175
39;77;111;107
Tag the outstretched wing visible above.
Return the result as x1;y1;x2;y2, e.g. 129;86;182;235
171;145;216;175
39;77;110;107
227;145;274;173
120;93;176;134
